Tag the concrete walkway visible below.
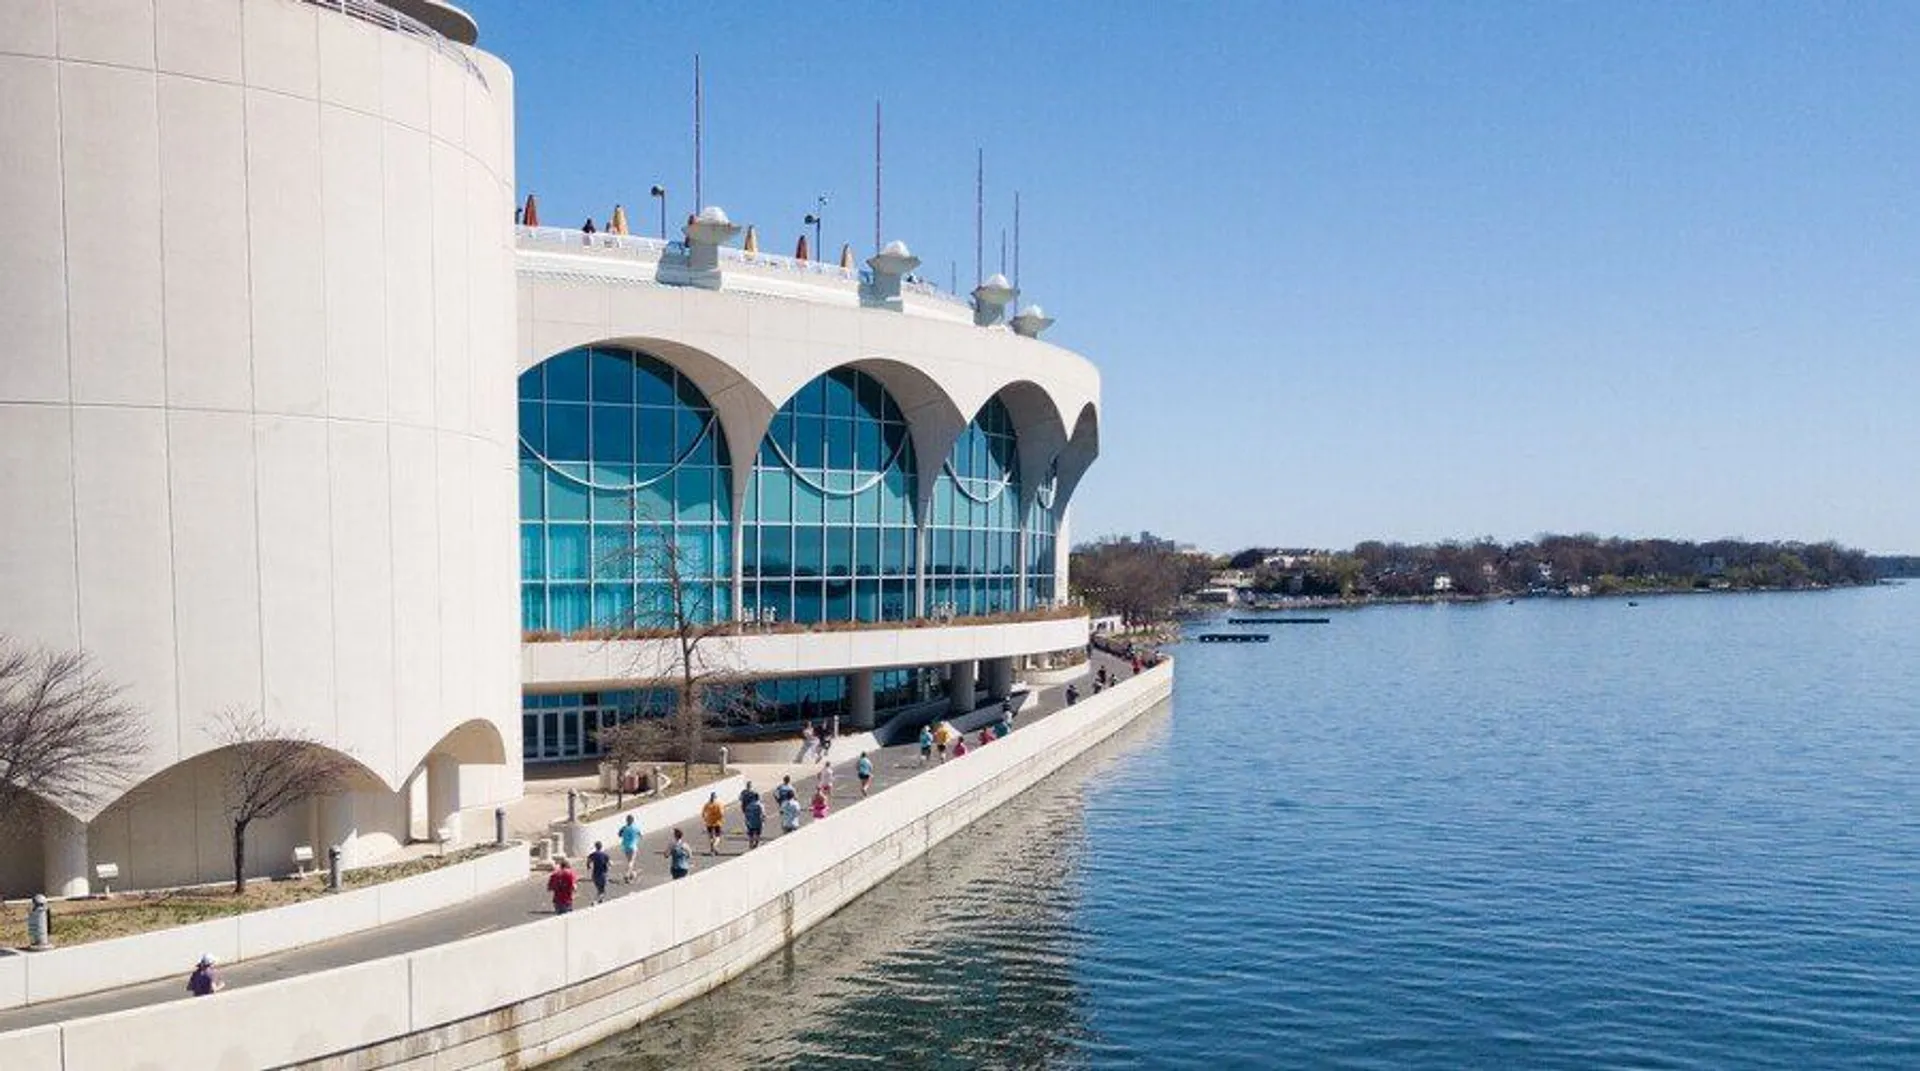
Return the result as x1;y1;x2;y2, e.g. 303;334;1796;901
0;653;1134;1033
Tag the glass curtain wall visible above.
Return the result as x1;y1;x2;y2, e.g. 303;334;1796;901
519;346;733;633
745;368;918;624
1026;459;1060;606
929;397;1023;616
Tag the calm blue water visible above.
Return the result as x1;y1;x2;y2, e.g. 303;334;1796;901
561;586;1920;1070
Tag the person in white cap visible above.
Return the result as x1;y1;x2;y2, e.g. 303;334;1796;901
187;954;223;996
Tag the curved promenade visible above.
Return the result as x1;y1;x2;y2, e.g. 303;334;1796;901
0;657;1171;1070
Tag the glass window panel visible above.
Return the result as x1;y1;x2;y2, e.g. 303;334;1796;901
521;586;545;631
520;524;545;581
795;416;825;469
798;375;826;414
853;483;878;525
632;479;671;526
592;526;633;579
592;485;633;523
676;467;713;524
518;364;544;402
546;349;589;402
548;525;590;580
637;407;675;466
519;459;545;517
550;584;590;633
591;350;634;403
636;582;672;623
825;579;852;622
932;529;953;574
741;526;759;577
792;485;822;524
793;582;823;624
758;472;791;522
826;491;852;525
826;418;855;470
793;527;824;577
855;419;881;471
826;526;853;577
545;404;589;460
881;527;905;572
856;527;880;575
518;400;544;453
637;361;675;407
855;579;877;622
757;583;792;626
593;583;634;629
758;525;791;576
713;527;733;578
932;479;952;525
546;471;589;522
680;531;710;577
823;372;855;417
674;406;704;461
591;405;635;463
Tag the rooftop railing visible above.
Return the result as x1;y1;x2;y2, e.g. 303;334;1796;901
299;0;488;87
517;225;678;258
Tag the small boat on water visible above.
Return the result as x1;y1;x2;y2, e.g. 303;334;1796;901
1197;633;1269;644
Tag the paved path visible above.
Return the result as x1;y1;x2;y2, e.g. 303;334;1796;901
0;654;1136;1032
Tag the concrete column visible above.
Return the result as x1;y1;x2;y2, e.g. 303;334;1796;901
983;656;1015;701
846;670;876;731
318;793;361;867
427;753;463;846
948;660;977;715
42;809;90;898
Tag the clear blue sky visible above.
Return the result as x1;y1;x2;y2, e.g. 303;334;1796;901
464;1;1920;554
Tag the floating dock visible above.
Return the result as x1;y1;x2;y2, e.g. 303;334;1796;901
1227;617;1330;625
1197;633;1270;643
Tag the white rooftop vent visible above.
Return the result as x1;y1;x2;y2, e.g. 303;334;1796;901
881;239;913;258
695;205;732;225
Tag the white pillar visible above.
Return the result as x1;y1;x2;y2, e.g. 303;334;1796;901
319;793;361;867
983;656;1014;701
42;809;90;898
948;660;977;715
846;670;876;731
427;753;463;846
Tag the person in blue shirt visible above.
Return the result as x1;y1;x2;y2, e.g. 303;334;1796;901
667;828;692;879
617;814;641;884
586;841;612;903
740;782;766;849
856;752;874;797
918;724;935;765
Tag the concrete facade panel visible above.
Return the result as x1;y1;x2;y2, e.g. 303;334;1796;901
0;57;69;403
254;415;337;741
0;406;79;650
245;87;328;416
0;0;56;55
377;28;430;131
329;422;399;781
316;9;382;114
382;125;436;425
54;0;153;67
72;407;178;774
166;409;264;727
388;423;443;766
158;74;253;411
154;0;243;81
60;61;165;406
319;103;390;421
430;137;472;432
240;0;318;98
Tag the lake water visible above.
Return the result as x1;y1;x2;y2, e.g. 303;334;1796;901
555;585;1920;1070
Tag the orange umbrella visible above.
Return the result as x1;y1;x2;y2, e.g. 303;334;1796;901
743;224;759;254
609;204;629;235
794;234;811;261
839;243;855;270
521;193;539;227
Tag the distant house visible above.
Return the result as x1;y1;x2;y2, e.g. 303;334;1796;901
1432;574;1454;593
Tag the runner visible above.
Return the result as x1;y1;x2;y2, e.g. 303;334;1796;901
740;781;765;849
585;841;612;904
780;789;803;833
818;759;835;799
701;791;725;855
934;720;951;762
856;751;874;797
547;857;578;914
666;828;692;880
810;785;830;820
918;724;935;765
617;814;642;884
952;734;969;759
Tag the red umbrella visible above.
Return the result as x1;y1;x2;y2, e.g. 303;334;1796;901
521;194;539;227
794;234;811;261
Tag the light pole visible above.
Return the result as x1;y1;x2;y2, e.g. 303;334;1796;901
804;194;827;259
650;184;667;240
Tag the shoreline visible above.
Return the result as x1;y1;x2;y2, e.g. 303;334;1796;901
1205;580;1891;614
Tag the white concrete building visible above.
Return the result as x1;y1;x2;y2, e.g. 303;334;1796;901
0;0;1099;896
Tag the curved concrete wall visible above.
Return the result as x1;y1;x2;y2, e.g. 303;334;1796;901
0;0;520;881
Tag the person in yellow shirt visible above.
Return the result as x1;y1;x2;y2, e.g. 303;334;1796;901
701;792;725;855
933;721;952;762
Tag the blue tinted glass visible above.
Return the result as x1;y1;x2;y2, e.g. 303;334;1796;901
795;416;825;469
826;527;853;577
546;472;589;522
521;586;545;631
520;524;545;581
591;405;635;463
759;526;791;574
590;350;634;403
794;527;823;577
518;401;544;452
518;364;544;402
546;349;589;402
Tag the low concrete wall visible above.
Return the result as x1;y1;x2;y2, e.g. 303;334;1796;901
0;844;527;1011
0;663;1172;1070
558;773;750;857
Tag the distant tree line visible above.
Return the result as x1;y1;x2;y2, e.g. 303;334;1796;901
1070;540;1214;623
1227;536;1878;598
1869;555;1920;579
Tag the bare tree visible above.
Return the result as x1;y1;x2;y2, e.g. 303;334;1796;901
0;638;147;830
595;715;674;804
206;708;359;893
608;518;752;784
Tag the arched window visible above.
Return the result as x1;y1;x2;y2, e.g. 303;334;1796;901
518;346;732;633
1026;459;1060;607
930;397;1022;617
746;368;918;624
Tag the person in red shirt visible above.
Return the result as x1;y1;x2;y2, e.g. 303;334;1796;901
547;857;578;914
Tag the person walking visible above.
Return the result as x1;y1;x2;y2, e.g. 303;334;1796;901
667;828;692;880
700;792;725;855
586;841;612;904
818;759;835;799
187;954;223;996
918;724;934;765
820;719;835;761
952;735;969;760
547;857;578;914
934;720;951;762
740;782;766;849
774;774;797;813
618;814;642;884
799;722;817;763
810;786;830;821
1066;683;1080;706
856;751;874;797
780;790;803;833
978;727;993;748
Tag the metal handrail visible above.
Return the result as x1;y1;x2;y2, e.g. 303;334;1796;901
516;226;679;257
299;0;488;87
